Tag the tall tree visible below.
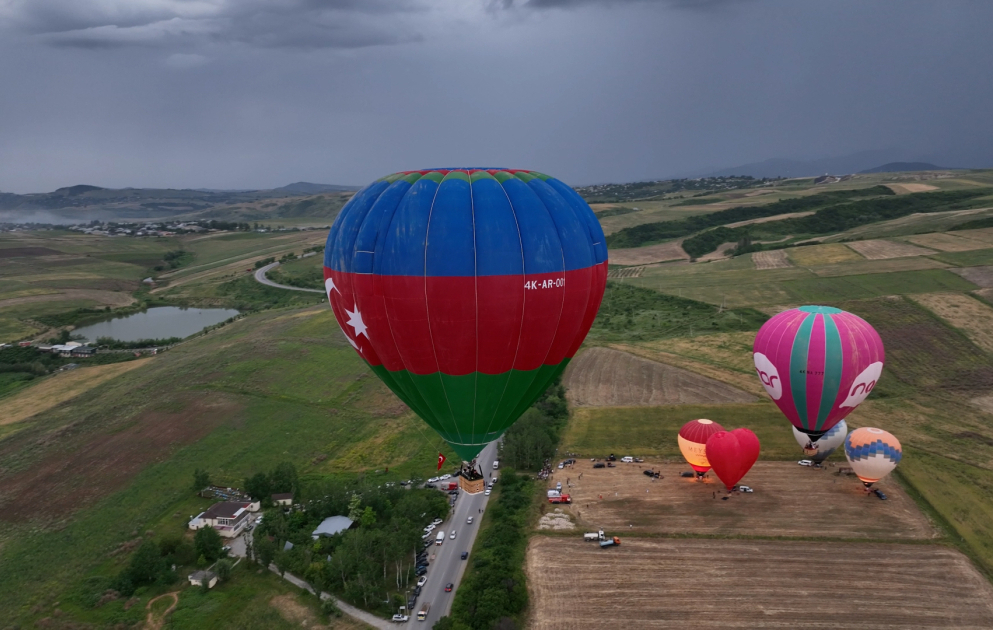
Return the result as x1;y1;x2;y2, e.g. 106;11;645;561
194;526;223;562
192;468;210;492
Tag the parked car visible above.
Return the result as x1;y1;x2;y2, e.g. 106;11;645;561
427;477;439;483
448;489;458;495
633;457;644;463
445;583;454;592
432;518;443;526
557;462;564;469
798;460;813;467
621;456;634;463
593;462;606;469
607;462;616;468
607;454;617;461
466;516;474;525
424;524;435;532
738;485;754;493
555;482;562;491
393;613;409;622
874;489;888;500
221;545;231;554
413;586;422;596
461;551;468;560
424;483;436;489
415;566;427;576
484;489;491;496
680;471;695;478
439;474;451;480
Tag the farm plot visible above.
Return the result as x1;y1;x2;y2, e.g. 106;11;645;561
780;269;977;304
526;538;993;630
906;232;992;252
951;266;993;287
846;239;936;259
751;250;792;269
808;256;949;278
909;292;993;353
561;347;754;407
551;462;933;539
787;243;864;266
608;241;689;266
606;266;645;279
887;182;939;193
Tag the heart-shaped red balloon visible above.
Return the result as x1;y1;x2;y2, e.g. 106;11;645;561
705;428;761;491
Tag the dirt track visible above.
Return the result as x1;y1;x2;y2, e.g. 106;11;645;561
145;592;178;630
527;537;993;629
550;461;934;539
562;348;754;407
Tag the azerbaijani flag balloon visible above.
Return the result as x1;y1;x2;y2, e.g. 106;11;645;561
323;169;608;461
753;306;884;441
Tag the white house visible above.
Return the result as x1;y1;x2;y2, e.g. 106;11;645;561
188;500;259;538
271;492;293;506
188;570;218;588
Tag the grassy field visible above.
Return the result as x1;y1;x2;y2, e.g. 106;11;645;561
0;305;452;626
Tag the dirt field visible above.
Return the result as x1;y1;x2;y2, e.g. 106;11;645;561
561;347;754;407
550;462;934;539
787;243;864;266
751;250;792;270
608;241;689;266
0;288;136;310
906;232;992;252
909;292;993;353
526;537;993;630
845;239;936;259
887;183;939;194
1;359;152;426
0;391;240;522
951;265;993;288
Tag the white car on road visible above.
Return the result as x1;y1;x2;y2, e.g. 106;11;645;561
484;489;491;496
466;516;473;525
450;530;457;540
439;474;451;480
417;576;427;587
427;477;439;483
798;460;813;467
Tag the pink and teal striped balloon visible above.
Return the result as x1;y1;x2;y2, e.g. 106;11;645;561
753;306;885;439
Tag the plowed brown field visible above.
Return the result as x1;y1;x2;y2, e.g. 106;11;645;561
951;265;993;288
608;241;689;266
562;348;754;407
527;537;993;630
549;461;934;539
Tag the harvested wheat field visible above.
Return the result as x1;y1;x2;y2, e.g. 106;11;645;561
846;239;936;260
527;537;993;630
787;243;864;266
906;232;992;252
551;461;933;539
951;265;993;288
909;292;993;353
609;241;689;266
887;183;939;194
607;266;645;279
1;359;151;426
562;348;754;407
751;250;792;270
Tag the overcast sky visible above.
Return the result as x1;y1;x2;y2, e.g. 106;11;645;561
1;0;991;193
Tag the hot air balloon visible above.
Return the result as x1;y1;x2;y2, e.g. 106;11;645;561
844;427;902;487
678;419;725;478
792;419;847;463
753;306;884;442
705;428;760;491
324;169;608;461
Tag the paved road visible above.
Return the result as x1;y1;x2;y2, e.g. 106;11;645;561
254;262;324;293
417;440;499;626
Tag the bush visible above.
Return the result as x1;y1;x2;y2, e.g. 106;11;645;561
194;526;223;562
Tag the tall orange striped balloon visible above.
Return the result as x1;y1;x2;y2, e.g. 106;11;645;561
678;419;725;478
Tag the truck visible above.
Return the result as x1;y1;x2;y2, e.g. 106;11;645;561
417;602;430;621
547;489;560;498
599;536;621;548
435;530;445;545
493;460;499;470
584;530;605;542
446;481;458;491
548;494;571;504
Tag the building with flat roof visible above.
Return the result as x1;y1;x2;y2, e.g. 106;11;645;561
311;515;354;539
188;500;259;538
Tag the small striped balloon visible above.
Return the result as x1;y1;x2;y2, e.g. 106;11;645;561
845;427;902;487
753;306;884;439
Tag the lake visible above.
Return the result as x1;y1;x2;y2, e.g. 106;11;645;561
73;307;240;342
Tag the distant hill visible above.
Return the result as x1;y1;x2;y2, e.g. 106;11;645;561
705;150;910;179
859;162;946;174
274;182;361;194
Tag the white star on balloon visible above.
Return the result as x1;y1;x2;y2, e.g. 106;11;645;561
345;306;368;339
324;277;338;301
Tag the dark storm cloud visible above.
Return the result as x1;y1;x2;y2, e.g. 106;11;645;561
5;0;423;50
0;0;992;193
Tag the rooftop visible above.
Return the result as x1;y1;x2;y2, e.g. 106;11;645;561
203;501;253;520
272;492;293;501
312;515;354;539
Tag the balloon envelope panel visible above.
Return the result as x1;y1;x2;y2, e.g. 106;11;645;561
678;419;725;472
844;427;902;485
324;169;608;460
792;419;847;463
753;305;884;437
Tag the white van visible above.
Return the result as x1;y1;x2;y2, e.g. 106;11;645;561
435;530;445;545
621;456;634;463
493;460;499;470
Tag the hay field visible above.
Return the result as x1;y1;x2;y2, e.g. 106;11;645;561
887;182;939;193
909;292;993;353
751;250;792;269
549;462;933;539
787;243;864;266
561;347;753;407
1;359;151;426
526;538;993;630
608;241;689;266
906;232;992;252
846;239;936;259
808;255;949;278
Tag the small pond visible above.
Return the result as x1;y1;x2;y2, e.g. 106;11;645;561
73;307;240;342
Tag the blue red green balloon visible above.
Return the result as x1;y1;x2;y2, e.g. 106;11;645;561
324;169;608;460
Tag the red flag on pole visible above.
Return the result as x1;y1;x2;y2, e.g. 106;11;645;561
437;453;446;471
